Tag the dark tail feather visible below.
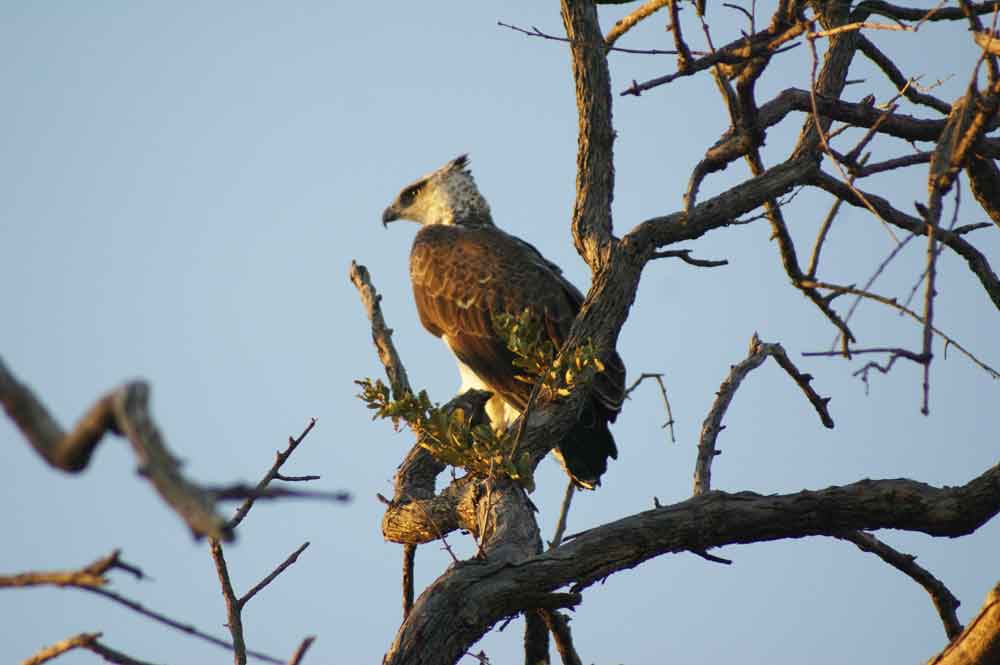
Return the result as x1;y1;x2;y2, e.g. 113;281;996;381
555;401;618;489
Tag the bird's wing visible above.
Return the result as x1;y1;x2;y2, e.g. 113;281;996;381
410;225;582;411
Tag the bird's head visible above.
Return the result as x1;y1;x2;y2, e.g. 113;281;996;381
382;154;493;228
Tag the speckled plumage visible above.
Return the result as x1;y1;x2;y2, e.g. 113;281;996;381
383;155;625;488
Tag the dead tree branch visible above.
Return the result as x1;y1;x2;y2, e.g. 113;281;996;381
694;334;833;496
927;582;1000;665
0;358;230;541
834;530;962;639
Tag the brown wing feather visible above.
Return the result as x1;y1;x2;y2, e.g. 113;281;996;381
410;224;624;419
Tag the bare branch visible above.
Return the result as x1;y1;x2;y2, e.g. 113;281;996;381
927;582;1000;665
650;249;729;267
811;170;1000;312
1;550;138;589
624;372;676;443
239;542;310;609
287;637;316;665
834;530;962;639
549;481;577;549
498;19;680;55
227;418;318;530
800;279;1000;379
215;485;350;504
605;0;669;47
385;464;1000;665
0;358;230;541
349;261;412;398
402;544;416;620
81;581;284;664
22;632;101;665
540;609;584;665
694;333;834;496
209;539;247;665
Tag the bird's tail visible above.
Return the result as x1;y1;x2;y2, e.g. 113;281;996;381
553;402;618;489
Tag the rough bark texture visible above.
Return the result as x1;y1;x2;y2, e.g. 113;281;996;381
371;1;1000;663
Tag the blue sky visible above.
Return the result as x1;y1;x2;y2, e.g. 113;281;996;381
2;2;998;664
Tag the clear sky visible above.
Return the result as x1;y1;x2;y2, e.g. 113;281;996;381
2;2;998;664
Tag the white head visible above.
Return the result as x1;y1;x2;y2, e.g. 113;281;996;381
382;154;493;227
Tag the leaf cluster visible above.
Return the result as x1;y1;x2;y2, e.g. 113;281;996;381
355;378;535;491
492;308;606;400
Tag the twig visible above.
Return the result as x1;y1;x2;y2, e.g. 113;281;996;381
5;551;269;663
409;493;459;564
902;186;961;312
287;637;316;665
805;27;901;245
549;481;576;549
624;372;676;443
834;530;962;639
498;19;681;55
807;21;913;39
210;539;247;665
829;232;920;352
22;632;101;665
621;23;803;95
216;485;350;504
84;639;163;665
691;549;733;565
227;418;319;530
666;0;694;68
605;0;669;48
0;359;230;541
273;473;321;482
79;586;284;664
0;550;141;589
239;542;311;609
801;280;1000;378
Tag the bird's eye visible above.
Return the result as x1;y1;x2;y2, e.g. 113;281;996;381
400;183;423;206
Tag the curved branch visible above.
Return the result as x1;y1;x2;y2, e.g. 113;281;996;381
834;530;962;639
0;357;231;541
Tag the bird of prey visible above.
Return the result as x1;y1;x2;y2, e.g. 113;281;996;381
381;154;625;489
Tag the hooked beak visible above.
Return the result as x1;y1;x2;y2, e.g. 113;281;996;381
381;205;399;228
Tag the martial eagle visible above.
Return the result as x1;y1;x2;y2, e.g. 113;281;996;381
382;154;625;488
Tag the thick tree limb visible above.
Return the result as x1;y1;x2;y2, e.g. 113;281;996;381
561;0;617;265
0;358;231;541
383;464;1000;665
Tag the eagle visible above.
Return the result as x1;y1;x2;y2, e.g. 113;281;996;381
382;154;625;489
